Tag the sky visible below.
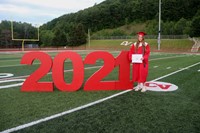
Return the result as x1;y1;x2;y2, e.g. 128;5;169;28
0;0;105;26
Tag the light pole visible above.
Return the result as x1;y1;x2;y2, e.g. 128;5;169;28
158;0;161;50
88;29;90;49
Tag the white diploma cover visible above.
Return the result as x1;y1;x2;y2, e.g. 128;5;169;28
132;54;143;63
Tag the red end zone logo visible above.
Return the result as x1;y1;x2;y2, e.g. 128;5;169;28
146;81;178;92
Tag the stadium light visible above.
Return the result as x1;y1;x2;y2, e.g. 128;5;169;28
158;0;161;50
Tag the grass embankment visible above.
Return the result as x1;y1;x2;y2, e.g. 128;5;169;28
88;39;194;52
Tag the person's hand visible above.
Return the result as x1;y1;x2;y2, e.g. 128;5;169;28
141;57;144;60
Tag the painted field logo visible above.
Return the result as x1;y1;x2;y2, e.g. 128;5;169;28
0;73;25;90
146;81;178;92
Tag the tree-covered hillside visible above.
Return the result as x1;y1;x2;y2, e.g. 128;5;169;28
39;0;200;46
42;0;200;32
0;21;38;48
0;0;200;47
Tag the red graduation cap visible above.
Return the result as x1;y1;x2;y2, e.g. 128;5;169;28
137;32;146;36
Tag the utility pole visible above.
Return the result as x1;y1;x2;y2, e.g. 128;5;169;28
158;0;161;50
88;29;90;49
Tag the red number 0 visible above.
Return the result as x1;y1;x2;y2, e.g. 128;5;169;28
20;52;53;92
52;51;84;91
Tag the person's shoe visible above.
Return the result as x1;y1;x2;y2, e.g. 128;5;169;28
134;85;142;91
141;86;147;92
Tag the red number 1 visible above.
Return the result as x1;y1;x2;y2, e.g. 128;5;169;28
115;51;133;90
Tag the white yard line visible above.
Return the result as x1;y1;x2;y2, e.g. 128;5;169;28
0;59;21;62
0;51;101;63
166;67;172;69
0;51;120;68
0;54;194;81
0;79;25;89
1;61;200;133
0;66;102;81
0;54;189;68
0;64;30;68
149;55;187;61
0;54;191;81
151;62;200;82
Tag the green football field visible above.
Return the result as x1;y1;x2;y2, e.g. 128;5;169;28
0;50;200;133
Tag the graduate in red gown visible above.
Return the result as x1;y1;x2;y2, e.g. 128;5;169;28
129;32;150;92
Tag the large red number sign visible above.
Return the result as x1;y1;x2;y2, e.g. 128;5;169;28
20;51;133;92
21;52;53;92
115;51;133;89
84;51;115;91
52;51;84;91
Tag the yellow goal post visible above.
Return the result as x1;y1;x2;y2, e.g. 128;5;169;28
11;21;39;51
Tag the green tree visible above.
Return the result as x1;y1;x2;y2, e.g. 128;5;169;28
40;30;54;46
37;0;200;40
190;16;200;37
68;23;87;46
190;10;200;37
111;29;126;36
146;20;158;35
174;18;188;35
52;27;67;46
0;20;37;47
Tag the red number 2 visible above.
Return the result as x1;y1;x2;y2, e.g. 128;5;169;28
20;52;53;92
84;51;133;91
84;51;115;91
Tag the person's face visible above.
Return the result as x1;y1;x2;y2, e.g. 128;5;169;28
138;35;144;42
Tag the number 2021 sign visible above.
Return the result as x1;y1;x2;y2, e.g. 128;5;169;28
20;51;133;92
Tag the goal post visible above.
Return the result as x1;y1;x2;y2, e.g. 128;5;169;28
11;21;40;51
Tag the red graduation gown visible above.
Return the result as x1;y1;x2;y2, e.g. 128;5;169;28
129;42;150;83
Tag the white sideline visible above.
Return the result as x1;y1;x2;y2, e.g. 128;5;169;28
1;61;200;133
0;54;190;81
0;66;102;81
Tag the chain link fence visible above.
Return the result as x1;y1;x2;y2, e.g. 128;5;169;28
91;35;189;40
